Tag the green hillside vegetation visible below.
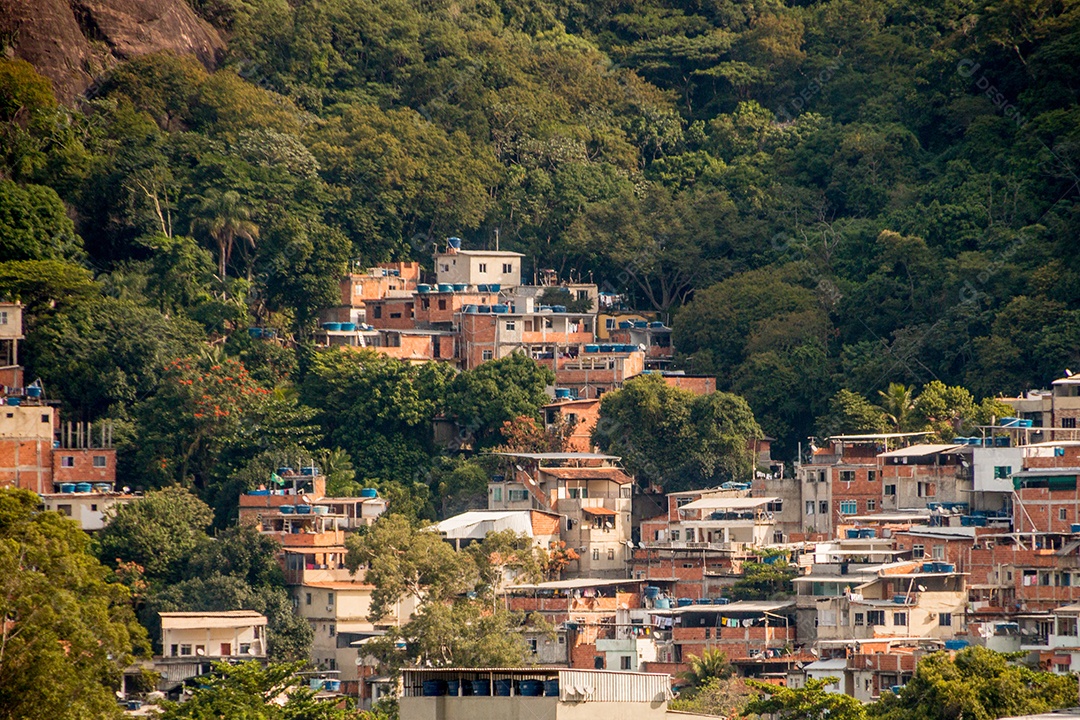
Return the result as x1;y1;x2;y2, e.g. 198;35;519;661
3;0;1078;460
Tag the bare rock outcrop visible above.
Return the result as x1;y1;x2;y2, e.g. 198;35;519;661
0;0;225;102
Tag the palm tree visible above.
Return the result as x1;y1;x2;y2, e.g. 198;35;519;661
678;648;734;691
877;382;915;432
190;189;260;286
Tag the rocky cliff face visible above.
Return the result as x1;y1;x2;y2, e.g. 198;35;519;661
0;0;225;102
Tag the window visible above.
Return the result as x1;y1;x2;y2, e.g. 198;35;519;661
939;613;953;627
482;350;493;361
1062;508;1069;521
621;656;632;670
240;643;251;654
478;263;488;273
0;311;6;324
56;504;71;516
767;499;783;512
1064;418;1078;429
994;466;1012;479
508;489;528;502
505;321;515;331
1059;617;1078;636
840;470;855;483
254;626;261;639
932;545;946;560
868;470;877;482
327;592;335;606
306;593;312;606
41;414;49;423
180;644;192;656
606;319;615;329
592;548;600;561
329;624;336;637
854;613;865;626
867;611;885;626
867;499;877;511
918;482;936;497
221;643;232;656
839;500;857;515
805;501;815;516
60;456;74;468
544;318;553;329
913;544;925;558
492;487;502;502
438;299;447;310
389;312;402;319
885;484;897;496
171;644;179;657
671;530;680;541
893;612;907;626
607;548;615;560
569;488;587;499
93;455;107;468
819;501;828;515
372;306;382;319
502;263;513;273
527;638;538;653
90;504;97;511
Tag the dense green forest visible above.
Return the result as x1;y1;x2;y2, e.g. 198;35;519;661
2;0;1079;466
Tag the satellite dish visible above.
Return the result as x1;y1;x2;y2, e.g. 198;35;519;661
196;648;205;656
917;584;927;592
810;648;818;656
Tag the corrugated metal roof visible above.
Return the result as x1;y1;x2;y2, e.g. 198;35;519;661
877;444;963;458
508;578;642;591
542;467;634;484
680;496;777;511
559;669;673;703
581;506;617;516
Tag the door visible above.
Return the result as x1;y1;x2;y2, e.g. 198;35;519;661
220;643;231;656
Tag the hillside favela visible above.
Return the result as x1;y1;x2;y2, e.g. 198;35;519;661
2;0;1080;718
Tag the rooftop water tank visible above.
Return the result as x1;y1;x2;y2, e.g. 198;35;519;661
453;283;467;292
25;386;41;398
295;504;312;514
5;397;19;406
279;505;295;514
492;304;509;313
555;388;572;399
75;483;92;493
340;322;356;331
477;284;489;292
584;344;599;353
248;328;263;338
60;483;76;493
322;322;342;331
417;284;432;293
360;488;379;498
488;283;501;292
447;237;462;250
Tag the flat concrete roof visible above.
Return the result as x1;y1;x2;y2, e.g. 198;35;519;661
680;496;778;511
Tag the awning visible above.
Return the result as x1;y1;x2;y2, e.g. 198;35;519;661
581;506;617;516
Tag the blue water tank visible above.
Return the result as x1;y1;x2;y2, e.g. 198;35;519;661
544;679;560;697
555;388;572;399
488;283;501;292
492;304;509;313
462;304;477;313
360;488;379;498
634;320;648;328
324;680;341;692
551;305;566;313
477;284;489;292
6;397;19;406
75;483;92;493
417;284;431;293
94;483;112;492
248;328;263;338
322;322;342;331
295;505;312;514
653;597;671;609
715;597;730;605
279;505;295;514
494;679;513;696
446;680;460;696
453;283;467;292
25;386;42;398
619;321;633;329
60;483;76;493
447;237;462;250
650;321;665;328
944;639;969;651
644;586;661;599
585;344;599;353
519;680;545;696
477;305;490;313
600;344;614;353
471;680;491;696
438;283;454;293
423;680;447;696
340;322;356;331
696;598;713;605
677;597;694;607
